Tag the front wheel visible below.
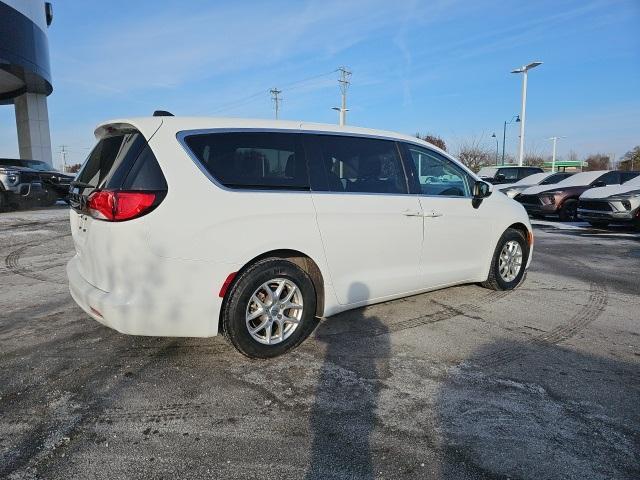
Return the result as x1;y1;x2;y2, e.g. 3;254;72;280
482;228;529;291
558;199;578;221
221;258;318;358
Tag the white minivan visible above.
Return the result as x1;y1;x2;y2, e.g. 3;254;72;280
67;116;533;358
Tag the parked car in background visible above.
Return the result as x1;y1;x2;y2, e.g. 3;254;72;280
578;174;640;228
0;158;45;209
0;158;73;209
67;116;533;358
516;170;640;221
477;166;543;185
499;171;574;198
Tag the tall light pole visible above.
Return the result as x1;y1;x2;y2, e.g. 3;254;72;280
502;115;520;165
511;61;542;166
491;133;499;165
548;136;565;173
332;66;351;126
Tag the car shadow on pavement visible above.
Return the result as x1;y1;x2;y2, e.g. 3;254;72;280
306;283;390;480
435;339;640;480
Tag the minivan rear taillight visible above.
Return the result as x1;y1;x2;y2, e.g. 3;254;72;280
87;190;160;221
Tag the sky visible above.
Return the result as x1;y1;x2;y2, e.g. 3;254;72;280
1;0;639;169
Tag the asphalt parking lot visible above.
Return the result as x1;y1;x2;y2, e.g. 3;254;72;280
1;207;638;480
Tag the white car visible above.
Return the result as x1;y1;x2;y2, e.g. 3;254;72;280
67;116;533;358
499;172;573;198
578;174;640;228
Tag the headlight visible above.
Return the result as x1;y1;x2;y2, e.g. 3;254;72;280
622;200;631;210
502;188;519;198
540;194;556;205
7;174;18;184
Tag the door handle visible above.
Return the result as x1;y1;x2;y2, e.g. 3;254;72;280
424;211;443;218
403;209;423;217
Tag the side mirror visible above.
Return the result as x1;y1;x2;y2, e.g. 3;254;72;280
495;174;506;182
592;180;606;187
472;180;492;208
473;180;492;199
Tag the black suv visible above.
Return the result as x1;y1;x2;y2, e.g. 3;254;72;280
0;158;74;209
477;166;544;185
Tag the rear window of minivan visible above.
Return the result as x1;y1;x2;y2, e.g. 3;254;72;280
182;132;309;190
76;132;167;192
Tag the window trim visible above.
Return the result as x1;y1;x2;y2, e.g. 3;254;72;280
400;142;475;198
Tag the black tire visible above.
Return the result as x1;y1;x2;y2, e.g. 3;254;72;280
481;228;529;291
558;199;578;221
588;220;609;228
0;191;6;211
221;258;318;358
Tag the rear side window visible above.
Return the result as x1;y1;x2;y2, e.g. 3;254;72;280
498;168;519;181
77;132;166;191
182;132;308;190
312;135;407;194
621;172;640;183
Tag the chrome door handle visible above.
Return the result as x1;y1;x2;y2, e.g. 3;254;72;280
424;211;443;218
403;210;423;217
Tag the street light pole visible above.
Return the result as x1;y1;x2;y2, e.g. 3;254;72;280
501;115;520;165
491;133;498;165
547;136;565;173
511;61;542;166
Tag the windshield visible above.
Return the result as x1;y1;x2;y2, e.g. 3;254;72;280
0;159;57;172
477;167;498;177
551;170;609;188
514;172;550;185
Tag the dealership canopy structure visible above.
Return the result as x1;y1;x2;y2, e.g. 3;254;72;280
0;0;53;165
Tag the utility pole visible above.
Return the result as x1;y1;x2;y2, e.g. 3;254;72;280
58;145;69;173
332;66;351;126
270;88;282;120
547;136;565;173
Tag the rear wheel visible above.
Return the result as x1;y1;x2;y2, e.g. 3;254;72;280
558;199;578;221
222;258;318;358
482;228;529;291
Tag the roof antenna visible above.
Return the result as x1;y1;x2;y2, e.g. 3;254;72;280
153;110;174;117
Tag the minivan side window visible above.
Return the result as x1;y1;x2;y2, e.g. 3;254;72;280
405;145;472;197
183;132;309;190
312;135;407;194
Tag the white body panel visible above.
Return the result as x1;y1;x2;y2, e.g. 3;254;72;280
67;117;533;337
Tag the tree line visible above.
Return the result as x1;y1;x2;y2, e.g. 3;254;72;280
415;133;640;173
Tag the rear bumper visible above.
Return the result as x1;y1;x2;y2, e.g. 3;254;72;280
67;255;225;337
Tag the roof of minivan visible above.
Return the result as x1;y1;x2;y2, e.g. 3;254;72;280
95;116;448;155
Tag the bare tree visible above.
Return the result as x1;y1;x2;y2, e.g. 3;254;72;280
455;137;493;172
416;132;447;151
619;146;640;171
584;153;610;171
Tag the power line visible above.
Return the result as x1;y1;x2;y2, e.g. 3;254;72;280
201;69;338;116
270;88;282;120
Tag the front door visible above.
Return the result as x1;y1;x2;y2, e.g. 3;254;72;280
403;144;494;286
